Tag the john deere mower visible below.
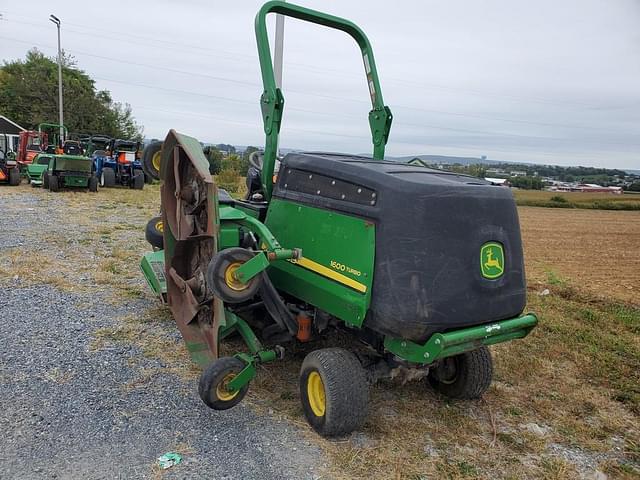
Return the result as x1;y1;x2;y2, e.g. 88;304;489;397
140;1;537;437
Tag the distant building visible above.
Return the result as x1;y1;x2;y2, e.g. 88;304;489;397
484;177;509;186
0;115;25;152
548;183;623;194
509;170;527;177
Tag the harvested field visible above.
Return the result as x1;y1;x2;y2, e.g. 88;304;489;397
514;190;640;210
1;184;638;479
519;206;640;305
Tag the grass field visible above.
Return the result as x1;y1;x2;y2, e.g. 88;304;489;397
514;190;640;210
1;184;638;479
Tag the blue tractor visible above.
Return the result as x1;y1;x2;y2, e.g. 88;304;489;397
94;139;144;189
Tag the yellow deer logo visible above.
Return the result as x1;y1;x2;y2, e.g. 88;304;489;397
484;249;502;271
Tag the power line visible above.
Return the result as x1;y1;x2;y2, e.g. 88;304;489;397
1;13;625;111
2;34;634;139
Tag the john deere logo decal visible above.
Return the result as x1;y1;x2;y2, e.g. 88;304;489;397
481;242;504;279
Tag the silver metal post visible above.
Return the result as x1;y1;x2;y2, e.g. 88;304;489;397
274;11;285;89
49;15;64;144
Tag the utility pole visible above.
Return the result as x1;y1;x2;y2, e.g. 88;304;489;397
49;14;64;145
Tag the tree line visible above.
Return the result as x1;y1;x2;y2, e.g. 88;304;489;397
0;49;143;140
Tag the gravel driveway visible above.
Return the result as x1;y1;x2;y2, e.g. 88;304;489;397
0;187;322;480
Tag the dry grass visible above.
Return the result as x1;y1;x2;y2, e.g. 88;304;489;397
514;190;640;210
2;184;639;479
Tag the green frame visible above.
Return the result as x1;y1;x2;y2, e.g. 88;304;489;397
254;0;393;200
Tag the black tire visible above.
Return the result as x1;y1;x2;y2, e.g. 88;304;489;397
132;170;144;190
88;175;98;192
300;348;369;437
49;175;59;192
101;167;116;187
43;171;50;189
145;216;164;249
206;248;261;303
428;346;493;399
198;356;249;410
142;141;162;181
8;167;20;186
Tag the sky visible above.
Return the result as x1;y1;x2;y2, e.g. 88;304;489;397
1;0;639;170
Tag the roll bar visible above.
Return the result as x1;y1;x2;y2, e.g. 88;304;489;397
255;1;393;200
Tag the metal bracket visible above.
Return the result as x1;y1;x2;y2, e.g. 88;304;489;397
384;313;538;365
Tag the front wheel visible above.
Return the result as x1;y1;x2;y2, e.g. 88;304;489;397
8;167;20;186
427;346;493;399
300;348;369;437
88;175;98;192
145;216;163;249
101;167;116;187
49;174;59;192
206;248;261;303
198;356;249;410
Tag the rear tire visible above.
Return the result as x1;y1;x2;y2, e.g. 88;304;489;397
43;171;50;189
88;175;98;192
101;167;116;187
132;170;144;190
427;346;493;399
142;141;162;181
8;168;20;186
198;356;249;410
49;175;59;192
300;348;369;437
145;216;164;249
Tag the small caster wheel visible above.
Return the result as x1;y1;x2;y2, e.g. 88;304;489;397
145;216;164;249
427;346;493;399
198;356;249;410
300;348;369;437
207;247;261;303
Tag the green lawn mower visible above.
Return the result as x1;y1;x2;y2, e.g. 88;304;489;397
140;1;537;437
28;152;98;192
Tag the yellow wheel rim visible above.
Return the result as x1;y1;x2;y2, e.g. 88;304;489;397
307;371;326;417
224;262;247;291
155;220;163;233
216;373;239;402
152;151;162;172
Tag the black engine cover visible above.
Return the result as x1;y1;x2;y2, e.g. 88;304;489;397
274;153;527;343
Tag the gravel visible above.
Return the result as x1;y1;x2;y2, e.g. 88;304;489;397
0;189;322;479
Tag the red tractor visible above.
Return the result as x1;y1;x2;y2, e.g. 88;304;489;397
16;130;47;169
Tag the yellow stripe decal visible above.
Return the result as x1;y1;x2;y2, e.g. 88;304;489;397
293;256;367;293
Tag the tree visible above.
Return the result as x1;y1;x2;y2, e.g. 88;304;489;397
0;49;143;139
203;146;223;175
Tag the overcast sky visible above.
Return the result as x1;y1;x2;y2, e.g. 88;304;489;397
1;0;639;169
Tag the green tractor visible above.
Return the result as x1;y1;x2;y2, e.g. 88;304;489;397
140;1;537;437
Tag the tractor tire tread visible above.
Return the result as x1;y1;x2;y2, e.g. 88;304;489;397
428;346;493;399
8;168;20;186
145;216;163;249
300;348;369;437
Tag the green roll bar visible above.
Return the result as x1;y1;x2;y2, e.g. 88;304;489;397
254;0;393;200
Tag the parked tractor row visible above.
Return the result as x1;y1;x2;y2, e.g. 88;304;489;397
1;124;146;193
